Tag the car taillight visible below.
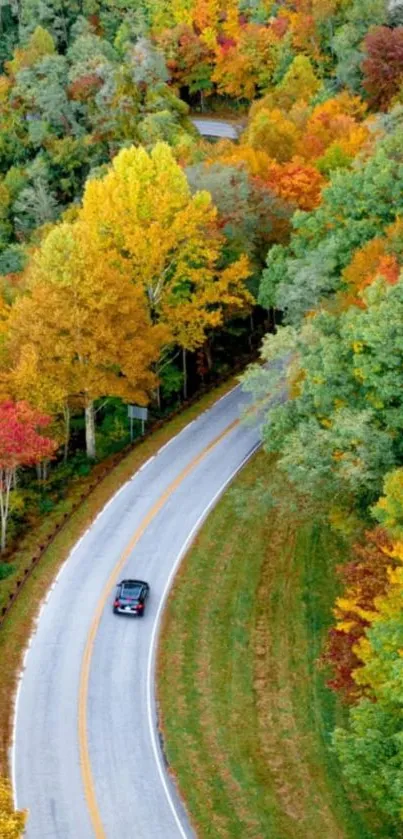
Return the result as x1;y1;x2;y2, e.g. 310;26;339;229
137;603;144;609
114;599;119;607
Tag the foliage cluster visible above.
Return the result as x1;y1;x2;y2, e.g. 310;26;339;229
0;1;384;564
0;140;255;553
0;0;399;271
0;777;25;838
238;5;403;830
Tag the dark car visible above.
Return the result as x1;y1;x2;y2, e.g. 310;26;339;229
113;579;150;616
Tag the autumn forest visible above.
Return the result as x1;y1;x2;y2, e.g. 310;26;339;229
1;0;403;833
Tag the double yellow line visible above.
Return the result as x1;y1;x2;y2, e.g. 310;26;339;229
78;418;240;837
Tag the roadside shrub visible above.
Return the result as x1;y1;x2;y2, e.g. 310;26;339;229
0;562;14;580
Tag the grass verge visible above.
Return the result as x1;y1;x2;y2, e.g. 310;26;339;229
0;375;238;775
157;451;394;839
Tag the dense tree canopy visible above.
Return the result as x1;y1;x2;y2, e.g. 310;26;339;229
79;142;252;348
260;126;403;321
4;218;167;457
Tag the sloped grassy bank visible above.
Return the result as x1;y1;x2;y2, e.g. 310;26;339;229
157;452;393;839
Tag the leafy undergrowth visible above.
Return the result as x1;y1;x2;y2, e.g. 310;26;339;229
0;375;238;775
157;452;394;839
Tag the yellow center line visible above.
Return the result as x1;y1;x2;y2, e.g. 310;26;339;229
78;417;240;838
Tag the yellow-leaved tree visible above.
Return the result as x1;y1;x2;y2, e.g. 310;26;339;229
0;777;26;838
79;142;252;397
5;221;167;458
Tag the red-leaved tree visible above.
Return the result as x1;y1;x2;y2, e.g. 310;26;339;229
262;158;325;211
0;401;56;551
362;25;403;111
320;527;396;703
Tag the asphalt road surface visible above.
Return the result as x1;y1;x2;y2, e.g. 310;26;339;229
14;383;261;839
191;118;240;139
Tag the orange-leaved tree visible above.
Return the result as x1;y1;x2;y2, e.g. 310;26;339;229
340;220;403;307
262;157;325;210
298;93;369;164
209;143;273;179
212;23;280;100
5;221;167;459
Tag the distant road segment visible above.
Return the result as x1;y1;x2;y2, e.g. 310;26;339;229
191;117;240;139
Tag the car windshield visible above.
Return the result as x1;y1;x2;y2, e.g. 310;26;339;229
120;584;142;599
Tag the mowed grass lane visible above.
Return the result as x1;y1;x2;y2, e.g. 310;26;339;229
157;452;392;839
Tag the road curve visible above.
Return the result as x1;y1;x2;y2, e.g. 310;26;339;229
13;384;260;838
191;117;240;139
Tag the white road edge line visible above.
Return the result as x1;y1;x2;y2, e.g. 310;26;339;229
146;440;261;839
214;382;240;406
157;438;175;455
180;420;194;431
167;420;196;441
11;677;23;809
139;455;156;472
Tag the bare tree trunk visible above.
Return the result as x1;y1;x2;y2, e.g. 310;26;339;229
153;359;162;410
248;311;255;351
63;404;70;463
36;462;48;481
204;340;213;372
60;1;69;48
15;0;22;27
0;511;6;553
267;307;276;333
0;468;13;552
182;347;188;400
85;400;96;459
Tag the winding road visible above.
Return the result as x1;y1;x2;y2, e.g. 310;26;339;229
13;384;260;838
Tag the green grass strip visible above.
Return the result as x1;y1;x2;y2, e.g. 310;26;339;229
158;452;392;839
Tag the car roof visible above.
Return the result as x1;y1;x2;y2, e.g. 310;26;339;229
119;579;148;587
